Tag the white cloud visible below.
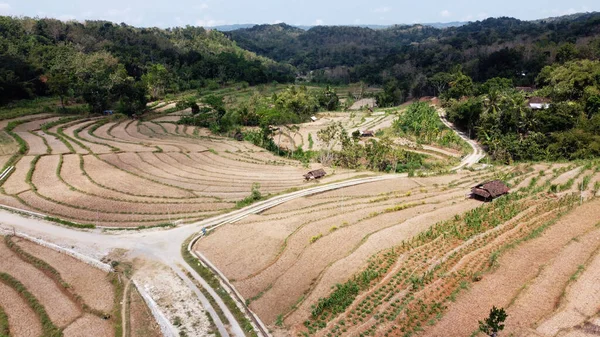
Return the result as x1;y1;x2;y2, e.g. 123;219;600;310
440;10;452;18
354;19;361;24
0;2;11;15
58;14;76;21
196;17;226;27
549;8;580;16
106;7;143;25
195;3;209;10
477;12;488;20
373;7;391;13
314;19;324;25
273;19;283;24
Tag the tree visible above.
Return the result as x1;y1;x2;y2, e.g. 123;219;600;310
47;71;72;110
317;122;345;165
556;43;579;64
429;72;453;96
479;306;508;337
316;86;340;111
479;77;513;96
447;98;483;138
73;51;120;113
142;64;175;100
445;72;474;100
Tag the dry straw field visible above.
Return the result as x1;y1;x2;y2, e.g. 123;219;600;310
0;113;368;228
0;234;158;337
195;161;600;337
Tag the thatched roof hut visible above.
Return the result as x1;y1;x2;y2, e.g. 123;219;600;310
304;168;326;180
471;180;509;201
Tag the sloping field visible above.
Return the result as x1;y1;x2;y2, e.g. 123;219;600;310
273;108;462;169
0;235;147;337
194;163;600;336
0;114;367;227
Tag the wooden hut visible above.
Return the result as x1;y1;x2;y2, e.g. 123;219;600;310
360;130;375;137
471;180;509;201
304;169;326;181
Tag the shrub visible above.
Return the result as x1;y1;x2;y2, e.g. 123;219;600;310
236;183;263;208
478;306;507;337
310;234;323;244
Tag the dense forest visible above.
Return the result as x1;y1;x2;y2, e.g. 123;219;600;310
227;14;600;94
0;16;294;110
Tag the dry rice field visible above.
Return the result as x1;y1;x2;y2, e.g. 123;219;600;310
195;161;600;337
0;234;142;337
272;107;463;168
0;114;368;228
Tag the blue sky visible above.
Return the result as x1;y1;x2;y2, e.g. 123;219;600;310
0;0;598;28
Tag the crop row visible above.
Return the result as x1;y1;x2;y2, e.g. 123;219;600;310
299;188;579;337
0;272;62;337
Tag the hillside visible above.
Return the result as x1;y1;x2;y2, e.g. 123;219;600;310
226;13;600;86
0;16;294;105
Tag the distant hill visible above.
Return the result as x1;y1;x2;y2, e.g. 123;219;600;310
224;13;600;86
211;22;467;32
210;24;257;31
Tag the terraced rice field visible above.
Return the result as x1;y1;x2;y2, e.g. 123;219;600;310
0;114;367;228
0;234;134;337
272;107;463;168
194;162;600;336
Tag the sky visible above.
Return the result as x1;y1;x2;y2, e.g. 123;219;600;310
0;0;599;28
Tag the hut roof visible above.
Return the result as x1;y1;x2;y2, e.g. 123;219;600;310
472;180;510;199
304;168;326;179
361;130;375;137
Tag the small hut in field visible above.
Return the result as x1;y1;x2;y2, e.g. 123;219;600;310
471;180;510;201
304;169;326;181
360;130;375;137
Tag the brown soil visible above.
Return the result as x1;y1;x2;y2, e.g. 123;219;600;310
63;314;114;337
13;237;115;313
128;285;162;337
0;239;81;327
196;172;485;324
423;199;600;337
2;155;34;195
37;130;71;154
0;281;43;337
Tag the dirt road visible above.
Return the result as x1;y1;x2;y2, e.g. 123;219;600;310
438;108;486;169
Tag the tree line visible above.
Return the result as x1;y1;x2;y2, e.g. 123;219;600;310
0;16;295;112
445;60;600;162
227;14;600;100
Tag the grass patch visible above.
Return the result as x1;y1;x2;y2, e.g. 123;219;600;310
309;234;323;244
570;265;585;281
44;216;95;229
235;183;264;208
0;305;8;337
